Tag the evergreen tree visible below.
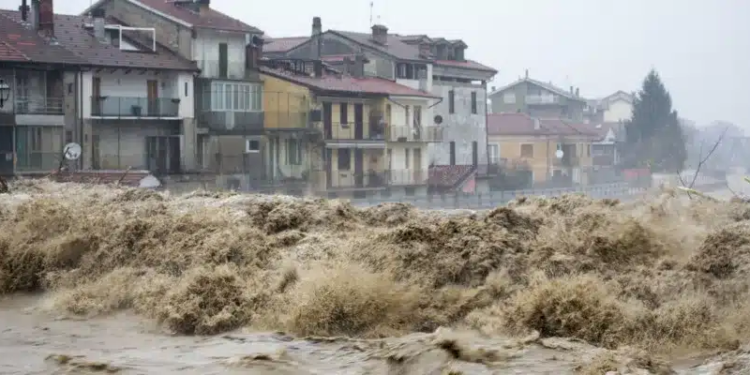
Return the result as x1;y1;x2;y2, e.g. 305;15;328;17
623;70;687;171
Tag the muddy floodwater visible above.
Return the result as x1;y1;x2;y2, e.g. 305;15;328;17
3;181;750;374
4;297;750;374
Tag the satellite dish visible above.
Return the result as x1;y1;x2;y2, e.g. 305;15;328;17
434;115;443;124
555;149;564;159
63;142;82;160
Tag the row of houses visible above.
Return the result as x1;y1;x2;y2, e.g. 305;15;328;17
0;0;634;196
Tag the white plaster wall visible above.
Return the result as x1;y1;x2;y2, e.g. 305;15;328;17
388;144;429;184
429;83;488;166
388;97;434;141
603;100;633;122
193;30;247;79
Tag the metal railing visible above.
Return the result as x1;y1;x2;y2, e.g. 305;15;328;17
552;155;580;166
315;122;387;141
311;170;390;189
91;96;180;117
388;125;443;142
197;60;248;80
15;96;64;115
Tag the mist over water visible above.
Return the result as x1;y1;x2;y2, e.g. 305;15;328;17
2;179;750;374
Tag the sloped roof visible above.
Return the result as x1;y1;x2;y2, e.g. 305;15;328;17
434;59;496;73
490;77;586;102
260;66;439;98
487;113;600;137
86;0;261;34
265;36;308;53
330;30;424;61
0;11;88;65
427;165;475;189
0;9;197;71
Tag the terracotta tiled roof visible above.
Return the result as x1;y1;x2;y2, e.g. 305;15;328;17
487;113;601;137
0;9;197;71
428;165;476;189
260;66;439;98
132;0;261;33
0;11;87;65
0;40;28;61
264;36;308;53
434;59;496;73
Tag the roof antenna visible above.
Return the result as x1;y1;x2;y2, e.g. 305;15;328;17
369;1;373;26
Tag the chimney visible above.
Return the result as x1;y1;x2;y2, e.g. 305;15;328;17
92;8;106;42
29;0;39;31
312;17;322;60
575;87;580;97
246;35;263;69
38;0;54;37
570;86;574;94
197;0;210;16
312;16;322;36
371;24;388;45
533;117;541;130
19;0;28;22
525;69;528;79
313;60;323;78
352;53;365;78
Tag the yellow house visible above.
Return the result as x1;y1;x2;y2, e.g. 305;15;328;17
260;58;438;198
486;113;598;186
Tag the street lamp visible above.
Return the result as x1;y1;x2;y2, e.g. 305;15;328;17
0;78;10;109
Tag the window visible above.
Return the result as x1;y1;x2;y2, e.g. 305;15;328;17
414;106;422;126
503;92;516;104
448;90;455;113
286;138;301;165
340;104;348;124
405;105;410;126
338;149;351;170
521;144;534;158
245;138;260;153
211;82;262;111
488;144;500;163
184;82;188;97
449;141;456;165
405;149;410;169
471;92;477;114
472;141;478;166
587;144;591;157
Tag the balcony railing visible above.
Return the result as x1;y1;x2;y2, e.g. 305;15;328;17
198;60;248;80
264;110;311;130
553;155;580;167
91;96;179;117
388;125;443;142
387;169;428;185
317;122;387;141
526;95;562;105
311;169;389;189
197;110;264;133
15;97;64;115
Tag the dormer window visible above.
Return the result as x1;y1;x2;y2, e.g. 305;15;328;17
455;47;465;61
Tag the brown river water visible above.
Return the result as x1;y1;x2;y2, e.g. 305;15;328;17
2;180;750;374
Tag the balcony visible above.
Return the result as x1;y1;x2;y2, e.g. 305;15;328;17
388;125;443;142
526;95;563;105
264;110;312;131
198;60;253;80
15;96;63;115
317;122;387;142
91;96;179;118
553;155;580;167
312;169;389;190
388;169;428;185
198;110;264;134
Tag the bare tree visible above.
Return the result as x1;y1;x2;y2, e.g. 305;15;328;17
677;126;728;199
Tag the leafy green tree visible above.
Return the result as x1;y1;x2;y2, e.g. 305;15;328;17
622;70;687;171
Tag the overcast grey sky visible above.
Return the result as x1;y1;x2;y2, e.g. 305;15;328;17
3;0;748;127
